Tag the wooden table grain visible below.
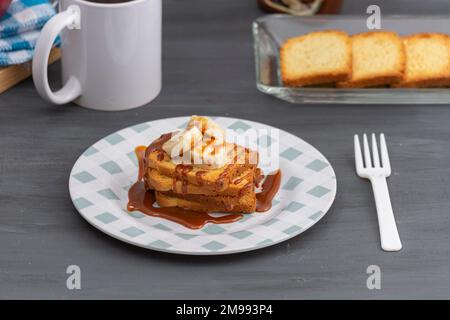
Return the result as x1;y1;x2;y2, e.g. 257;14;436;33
1;0;450;299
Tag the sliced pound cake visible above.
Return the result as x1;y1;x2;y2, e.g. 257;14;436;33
155;188;257;213
337;31;405;88
280;30;352;87
393;33;450;88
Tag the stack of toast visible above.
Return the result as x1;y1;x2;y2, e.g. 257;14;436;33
143;120;261;213
281;30;450;88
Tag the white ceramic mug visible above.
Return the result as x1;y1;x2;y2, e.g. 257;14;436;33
33;0;161;111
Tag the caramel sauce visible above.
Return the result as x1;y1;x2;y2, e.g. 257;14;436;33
135;145;147;181
144;132;173;159
216;164;231;190
202;136;216;152
127;181;242;229
232;145;239;164
127;143;243;230
233;176;245;185
156;151;165;161
127;133;282;229
254;168;264;188
239;181;253;197
256;170;282;212
195;170;207;186
174;164;193;194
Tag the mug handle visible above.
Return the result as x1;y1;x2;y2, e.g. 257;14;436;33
32;5;82;104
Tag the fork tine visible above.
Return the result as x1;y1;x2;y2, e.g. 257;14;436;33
354;134;363;174
363;134;372;168
380;133;391;174
371;133;380;167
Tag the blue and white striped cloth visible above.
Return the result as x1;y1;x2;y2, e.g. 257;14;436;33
0;0;57;66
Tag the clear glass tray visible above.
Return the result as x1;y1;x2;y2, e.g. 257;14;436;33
253;15;450;104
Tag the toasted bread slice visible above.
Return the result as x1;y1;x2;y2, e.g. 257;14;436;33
337;31;405;88
155;189;256;213
146;167;255;196
146;142;258;192
393;33;450;88
280;30;352;87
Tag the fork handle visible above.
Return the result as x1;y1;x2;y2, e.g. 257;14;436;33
370;177;402;252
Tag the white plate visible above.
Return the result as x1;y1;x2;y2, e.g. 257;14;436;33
69;117;336;255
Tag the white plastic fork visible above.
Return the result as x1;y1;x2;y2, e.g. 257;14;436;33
354;133;402;252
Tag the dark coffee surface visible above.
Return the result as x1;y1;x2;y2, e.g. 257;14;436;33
85;0;133;4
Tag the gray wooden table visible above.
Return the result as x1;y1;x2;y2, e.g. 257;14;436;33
1;0;450;299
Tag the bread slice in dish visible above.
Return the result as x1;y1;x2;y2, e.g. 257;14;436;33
337;31;405;88
280;30;352;87
147;167;256;196
393;33;450;88
155;188;257;213
146;141;258;193
143;133;260;213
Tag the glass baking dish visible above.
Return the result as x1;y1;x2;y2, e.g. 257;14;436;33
253;15;450;104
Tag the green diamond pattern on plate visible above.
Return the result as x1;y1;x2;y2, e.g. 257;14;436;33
258;134;275;148
131;123;151;133
309;211;324;220
149;240;171;249
69;117;337;255
283;201;304;212
153;223;171;231
123;183;133;191
203;241;226;251
83;146;98;157
228;121;251;132
97;188;119;200
105;133;125;145
127;211;146;219
121;226;145;237
283;225;302;235
100;161;123;174
73;197;93;210
73;171;96;183
126;151;138;166
280;147;302;160
202;224;226;235
175;233;198;240
95;212;118;224
306;159;329;172
282;177;303;190
307;186;331;198
230;230;252;239
239;214;252;223
257;239;274;246
263;218;279;226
